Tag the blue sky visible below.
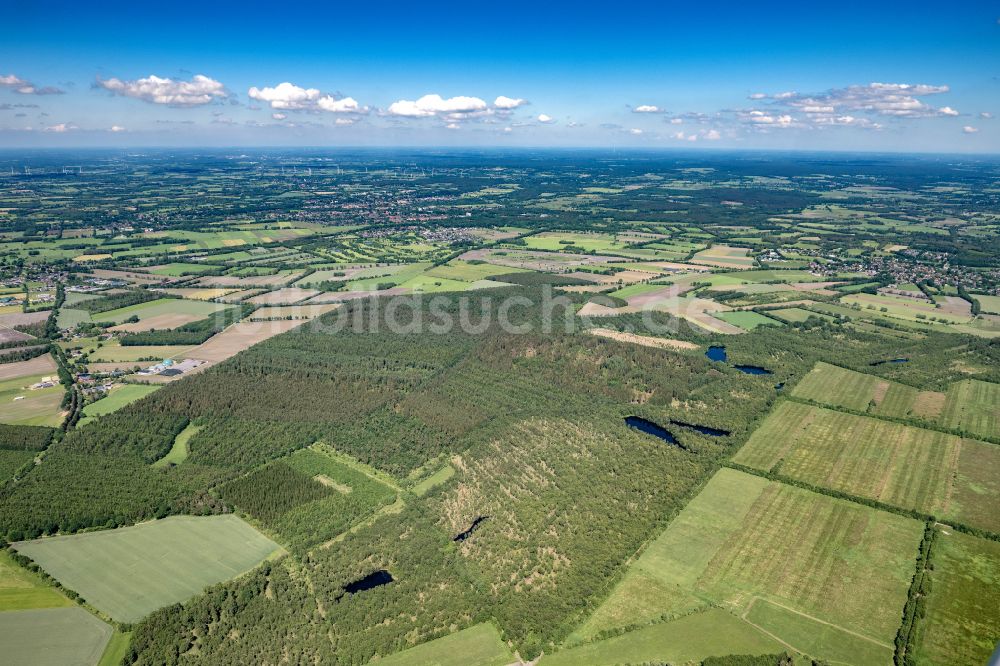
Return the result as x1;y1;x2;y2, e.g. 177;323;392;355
1;1;998;151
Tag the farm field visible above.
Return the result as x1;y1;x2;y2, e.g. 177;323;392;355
714;310;783;330
181;318;305;364
733;401;1000;532
543;608;787;666
0;550;70;611
13;515;282;622
766;307;836;323
108;312;204;332
376;622;514;666
0;607;112;666
575;468;921;663
78;384;162;426
940;378;1000;440
792;362;1000;441
91;298;232;325
916;530;1000;665
689;244;755;268
0;372;63;427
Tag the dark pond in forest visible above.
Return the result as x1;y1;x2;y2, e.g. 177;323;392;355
870;358;909;366
669;419;731;437
706;346;728;362
343;570;394;595
734;365;772;375
625;416;688;450
706;346;773;375
454;516;489;542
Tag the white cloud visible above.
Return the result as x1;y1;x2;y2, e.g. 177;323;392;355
445;122;461;130
980;112;993;119
963;125;979;134
0;73;63;95
629;128;643;135
748;93;767;100
633;105;661;113
43;123;74;133
99;74;226;106
939;106;959;116
494;95;527;109
537;113;555;123
317;95;360;113
248;82;320;109
704;129;721;140
744;110;795;127
334;117;355;125
503;126;512;133
669;117;683;125
387;94;487;117
109;125;126;132
272;112;287;120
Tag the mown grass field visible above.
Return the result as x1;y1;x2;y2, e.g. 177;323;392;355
733;401;1000;532
574;468;920;663
92;298;231;325
940;378;1000;440
916;530;1000;665
0;607;112;666
0;550;71;611
791;362;1000;442
78;384;161;425
377;622;514;666
766;307;836;323
14;515;282;622
544;608;786;666
0;373;63;428
790;361;944;418
714;310;783;330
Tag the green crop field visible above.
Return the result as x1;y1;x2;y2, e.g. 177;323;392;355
78;384;161;425
0;607;112;666
976;293;1000;314
377;622;514;666
426;260;527;282
940;379;1000;440
767;307;836;323
88;342;195;363
13;515;282;622
791;361;946;421
714;310;783;330
91;298;231;324
916;530;1000;665
0;550;71;611
733;401;1000;531
575;468;921;663
544;608;787;666
0;374;63;428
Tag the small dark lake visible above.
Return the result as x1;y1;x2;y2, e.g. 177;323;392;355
775;382;785;391
454;516;489;542
670;419;730;437
734;365;772;375
344;570;394;595
706;346;728;362
625;416;688;450
870;358;909;366
705;346;773;375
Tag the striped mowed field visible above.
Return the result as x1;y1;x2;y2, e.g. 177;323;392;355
14;514;282;623
733;401;1000;532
